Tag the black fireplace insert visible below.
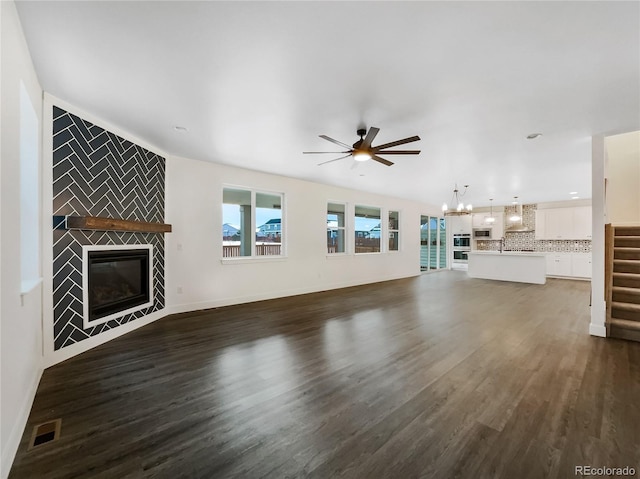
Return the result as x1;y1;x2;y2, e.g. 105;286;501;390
87;248;151;322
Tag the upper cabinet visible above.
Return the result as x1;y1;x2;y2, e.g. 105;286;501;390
472;214;487;228
535;206;592;240
448;215;472;234
572;206;593;239
472;213;498;227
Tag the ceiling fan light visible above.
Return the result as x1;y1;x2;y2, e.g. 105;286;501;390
353;151;371;162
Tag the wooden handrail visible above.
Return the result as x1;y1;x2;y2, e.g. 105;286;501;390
604;223;614;336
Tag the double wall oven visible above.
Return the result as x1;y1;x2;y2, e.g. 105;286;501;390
452;233;471;265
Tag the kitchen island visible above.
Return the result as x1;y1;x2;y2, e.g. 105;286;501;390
467;251;546;284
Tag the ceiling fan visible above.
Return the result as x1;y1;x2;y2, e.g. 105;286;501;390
303;127;421;166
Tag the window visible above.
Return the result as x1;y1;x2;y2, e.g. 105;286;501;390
222;187;284;258
388;210;399;251
255;192;282;256
327;202;346;254
355;205;381;253
428;216;438;269
420;216;429;271
439;217;447;268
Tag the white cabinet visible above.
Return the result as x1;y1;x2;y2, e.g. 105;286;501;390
573;207;592;239
447;215;472;234
546;253;572;276
545;252;592;278
544;208;574;239
535;207;592;240
472;214;493;227
571;253;592;278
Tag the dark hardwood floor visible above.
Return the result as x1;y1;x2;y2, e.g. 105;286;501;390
9;272;640;478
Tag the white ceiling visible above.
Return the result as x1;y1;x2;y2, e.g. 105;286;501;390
15;1;640;208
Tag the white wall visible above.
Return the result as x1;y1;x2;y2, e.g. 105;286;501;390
590;135;606;337
0;2;44;477
165;156;438;313
605;131;640;226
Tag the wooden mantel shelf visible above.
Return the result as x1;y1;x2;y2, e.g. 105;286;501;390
65;215;172;233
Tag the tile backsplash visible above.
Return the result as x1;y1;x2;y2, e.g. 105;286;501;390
475;204;592;253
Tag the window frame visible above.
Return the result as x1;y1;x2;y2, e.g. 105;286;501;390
387;209;400;252
354;204;382;255
326;201;348;256
221;185;286;262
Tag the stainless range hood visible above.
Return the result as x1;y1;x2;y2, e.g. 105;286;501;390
505;223;533;233
505;203;534;233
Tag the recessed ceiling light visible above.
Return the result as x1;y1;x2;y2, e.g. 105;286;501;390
526;133;542;139
173;126;188;132
572;196;580;199
569;191;577;195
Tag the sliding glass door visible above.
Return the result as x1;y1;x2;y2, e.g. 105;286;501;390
420;215;446;271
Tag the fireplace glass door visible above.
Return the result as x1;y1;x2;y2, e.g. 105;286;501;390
87;248;151;322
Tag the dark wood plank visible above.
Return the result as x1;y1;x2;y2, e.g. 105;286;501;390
8;272;640;478
65;215;172;233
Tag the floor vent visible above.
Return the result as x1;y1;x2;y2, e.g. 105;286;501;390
28;419;61;450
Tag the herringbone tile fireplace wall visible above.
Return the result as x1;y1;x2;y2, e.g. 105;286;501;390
52;106;166;350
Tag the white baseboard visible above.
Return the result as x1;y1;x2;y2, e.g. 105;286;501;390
44;309;167;368
1;367;43;479
168;273;419;316
590;298;607;338
589;323;607;337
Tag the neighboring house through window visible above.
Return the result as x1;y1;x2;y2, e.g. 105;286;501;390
222;187;284;258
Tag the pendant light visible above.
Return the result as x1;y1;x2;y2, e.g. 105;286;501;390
509;197;522;222
485;198;496;223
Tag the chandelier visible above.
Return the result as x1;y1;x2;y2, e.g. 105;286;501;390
442;184;472;216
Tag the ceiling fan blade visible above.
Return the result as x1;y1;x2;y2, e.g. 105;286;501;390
360;127;380;150
317;153;352;166
373;150;421;155
373;135;421;151
371;154;394;166
319;135;352;149
303;151;351;154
